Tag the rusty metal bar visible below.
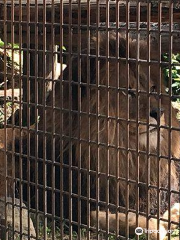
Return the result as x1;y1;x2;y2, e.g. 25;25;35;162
18;0;23;238
167;1;173;240
59;0;64;239
86;0;91;239
115;0;120;239
68;0;73;239
105;0;110;237
3;0;8;238
42;0;47;239
135;0;140;235
51;0;55;239
125;0;130;238
95;1;100;240
146;1;151;239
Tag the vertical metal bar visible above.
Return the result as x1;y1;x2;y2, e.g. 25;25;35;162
34;0;39;239
59;0;64;239
105;0;110;237
18;0;23;238
77;0;81;238
86;0;91;239
3;0;8;239
115;0;120;238
10;0;15;239
95;1;100;239
13;1;18;239
68;0;73;239
157;2;162;239
51;0;55;239
42;0;47;239
167;1;173;239
26;0;31;238
146;1;151;239
125;0;130;238
135;0;140;234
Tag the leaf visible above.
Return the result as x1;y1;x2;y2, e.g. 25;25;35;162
0;39;4;47
62;46;66;51
172;69;177;74
173;78;180;81
175;73;180;78
172;82;179;87
176;55;180;61
174;65;180;70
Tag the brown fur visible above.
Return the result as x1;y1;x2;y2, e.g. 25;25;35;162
36;33;180;237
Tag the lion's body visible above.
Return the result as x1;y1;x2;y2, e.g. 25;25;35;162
38;33;180;216
2;33;179;239
41;33;180;238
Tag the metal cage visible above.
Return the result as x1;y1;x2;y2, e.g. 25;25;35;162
0;0;179;239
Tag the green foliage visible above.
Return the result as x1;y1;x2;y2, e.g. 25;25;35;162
0;39;4;47
132;233;147;240
171;228;180;238
0;38;19;49
162;53;180;102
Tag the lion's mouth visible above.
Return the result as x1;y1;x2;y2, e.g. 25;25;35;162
139;127;157;135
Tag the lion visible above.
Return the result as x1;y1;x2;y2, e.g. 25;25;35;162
2;33;179;239
33;32;180;239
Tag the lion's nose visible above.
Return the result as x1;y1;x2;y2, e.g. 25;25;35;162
150;107;164;120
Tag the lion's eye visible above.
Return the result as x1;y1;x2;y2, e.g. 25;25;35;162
150;86;156;93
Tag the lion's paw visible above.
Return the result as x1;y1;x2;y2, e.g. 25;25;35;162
170;203;180;223
163;203;180;225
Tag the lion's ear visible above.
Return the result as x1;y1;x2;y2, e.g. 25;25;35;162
92;33;126;58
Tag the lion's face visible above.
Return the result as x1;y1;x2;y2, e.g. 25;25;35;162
104;55;180;156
